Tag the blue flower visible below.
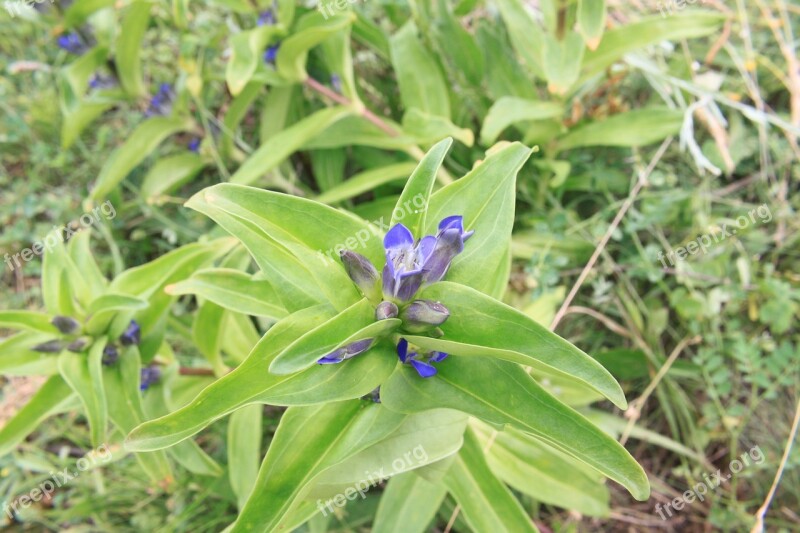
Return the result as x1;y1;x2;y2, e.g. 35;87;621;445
145;83;174;117
57;33;85;55
397;338;448;378
263;44;280;65
382;215;472;302
317;338;374;364
257;9;275;26
140;366;161;391
188;138;201;153
119;320;141;346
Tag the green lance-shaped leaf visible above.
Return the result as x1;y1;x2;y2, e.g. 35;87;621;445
481;97;563;145
187;185;364;311
0;375;76;457
140;152;207;203
444;427;539;533
103;347;173;484
309;408;467;498
116;0;151;97
0;332;62;376
166;268;287;320
67;230;108;300
230;106;352;185
227;25;284;95
425;142;532;299
372;472;447;533
110;239;233;298
319;25;359;103
126;305;396;452
139;366;223;477
380;358;650;501
390;22;450;118
276;12;355;82
555;108;684;151
304;115;414;151
579;11;725;82
64;0;115;28
496;0;545;78
58;340;108;448
542;31;585;95
405;281;626;408
577;0;607;50
228;404;263;510
191;182;384;275
390;137;452;237
0;311;59;334
62;100;120;149
315;163;418;205
84;294;148;335
90;116;195;200
270;298;400;375
231;401;405;532
473;422;610;517
185;198;327;312
193;301;227;376
401;109;474;148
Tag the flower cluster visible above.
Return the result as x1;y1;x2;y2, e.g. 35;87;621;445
318;215;472;378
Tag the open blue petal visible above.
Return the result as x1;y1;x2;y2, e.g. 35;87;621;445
395;271;425;301
439;215;464;232
429;351;448;363
384;223;414;250
410;359;437;378
418;235;437;263
396;338;408;362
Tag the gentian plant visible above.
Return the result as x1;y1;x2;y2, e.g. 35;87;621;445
123;139;649;532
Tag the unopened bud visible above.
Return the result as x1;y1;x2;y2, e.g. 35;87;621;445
340;250;381;301
67;337;90;353
400;300;450;333
375;301;399;320
51;316;80;334
32;339;65;353
119;320;141;346
102;344;119;365
318;338;375;364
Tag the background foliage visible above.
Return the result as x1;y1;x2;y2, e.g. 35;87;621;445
1;0;799;531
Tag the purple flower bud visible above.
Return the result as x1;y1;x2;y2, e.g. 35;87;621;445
32;340;65;353
102;344;119;365
375;301;399;320
400;300;450;333
340;250;381;301
119;320;141;346
263;44;280;64
257;9;275;26
317;338;374;364
140;366;161;391
51;316;80;334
